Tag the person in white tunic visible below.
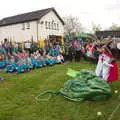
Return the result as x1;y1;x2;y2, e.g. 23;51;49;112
95;45;114;81
95;46;104;77
102;53;113;81
101;46;114;81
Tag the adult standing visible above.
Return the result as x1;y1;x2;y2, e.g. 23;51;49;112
95;45;118;82
74;39;82;61
102;46;118;82
64;39;71;61
25;41;31;52
95;45;104;77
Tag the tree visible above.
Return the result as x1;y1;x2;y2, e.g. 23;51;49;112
109;23;120;30
63;16;83;36
91;23;102;34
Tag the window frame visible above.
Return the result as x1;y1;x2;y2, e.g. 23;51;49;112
57;23;59;30
22;23;25;30
27;22;30;29
48;22;51;29
45;21;48;29
54;23;56;30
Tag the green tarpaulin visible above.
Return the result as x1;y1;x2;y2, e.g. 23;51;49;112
36;69;112;102
60;69;112;101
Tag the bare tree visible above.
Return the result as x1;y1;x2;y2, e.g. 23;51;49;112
63;16;83;36
91;22;102;34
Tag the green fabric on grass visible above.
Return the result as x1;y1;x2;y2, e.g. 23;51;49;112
36;69;112;102
60;69;112;101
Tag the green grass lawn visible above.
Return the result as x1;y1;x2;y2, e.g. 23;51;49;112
0;61;120;120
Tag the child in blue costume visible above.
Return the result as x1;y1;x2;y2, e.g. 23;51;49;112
0;45;7;68
49;47;54;56
45;53;57;65
5;56;18;72
0;53;7;68
37;52;46;67
17;57;26;73
26;57;33;70
31;53;37;69
52;58;57;65
43;53;52;65
35;51;43;68
23;51;33;71
54;45;60;57
31;51;42;68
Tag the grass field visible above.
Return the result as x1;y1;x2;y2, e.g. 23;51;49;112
0;61;120;120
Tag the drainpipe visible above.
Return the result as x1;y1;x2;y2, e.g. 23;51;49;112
36;20;39;43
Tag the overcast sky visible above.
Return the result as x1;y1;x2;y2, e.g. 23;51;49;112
0;0;120;31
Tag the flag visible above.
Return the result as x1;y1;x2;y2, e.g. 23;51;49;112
22;41;24;50
61;36;65;53
39;36;44;48
61;36;64;45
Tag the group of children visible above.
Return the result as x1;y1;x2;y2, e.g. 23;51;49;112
0;38;118;83
0;49;64;73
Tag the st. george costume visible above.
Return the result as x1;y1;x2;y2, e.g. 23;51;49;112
96;51;118;82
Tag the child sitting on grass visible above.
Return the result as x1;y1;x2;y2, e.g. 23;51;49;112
5;55;18;72
57;53;64;63
0;53;7;68
44;52;58;65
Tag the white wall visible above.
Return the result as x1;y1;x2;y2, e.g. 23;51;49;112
38;10;64;40
0;10;64;43
0;21;37;42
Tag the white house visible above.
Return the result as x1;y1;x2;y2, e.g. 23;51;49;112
0;7;64;43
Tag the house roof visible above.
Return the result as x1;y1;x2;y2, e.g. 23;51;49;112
96;30;120;39
0;7;64;26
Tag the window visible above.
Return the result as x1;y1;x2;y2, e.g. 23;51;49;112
51;22;54;30
48;22;51;29
22;23;25;30
45;21;48;29
27;22;30;29
54;23;56;30
57;23;59;30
